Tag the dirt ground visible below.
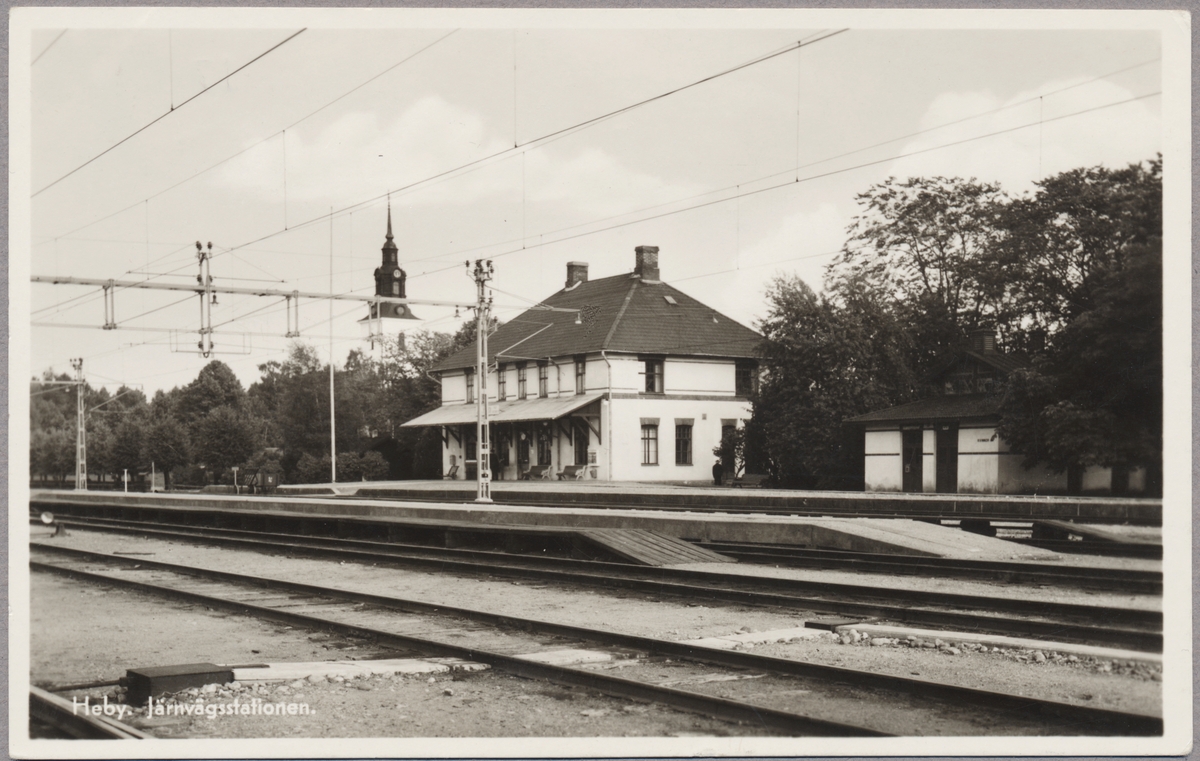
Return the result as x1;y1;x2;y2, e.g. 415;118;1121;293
28;528;1163;739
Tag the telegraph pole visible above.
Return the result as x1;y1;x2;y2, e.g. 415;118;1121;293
70;358;87;490
469;259;493;503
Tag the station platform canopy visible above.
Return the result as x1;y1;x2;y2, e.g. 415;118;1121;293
401;393;602;428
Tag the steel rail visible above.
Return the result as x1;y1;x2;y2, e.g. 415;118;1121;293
32;504;1161;591
29;548;1162;736
31;557;887;737
34;514;1163;627
696;542;1162;594
311;489;1163;527
29;686;150;739
32;527;1161;653
1012;538;1162;559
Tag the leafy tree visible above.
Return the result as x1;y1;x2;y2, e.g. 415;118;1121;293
108;419;146;481
144;417;190;490
749;274;915;489
996;157;1162;338
177;361;246;425
192;405;258;475
359;450;390;481
293;452;332;484
998;236;1161;493
830;176;1009;374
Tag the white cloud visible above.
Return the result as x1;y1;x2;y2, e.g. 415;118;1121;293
888;78;1160;191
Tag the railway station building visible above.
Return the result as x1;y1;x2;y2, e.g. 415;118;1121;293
847;329;1146;496
401;246;761;483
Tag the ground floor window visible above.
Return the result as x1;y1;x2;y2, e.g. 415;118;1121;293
675;424;692;465
641;424;659;465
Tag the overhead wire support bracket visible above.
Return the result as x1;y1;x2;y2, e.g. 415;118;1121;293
285;291;300;338
102;280;117;330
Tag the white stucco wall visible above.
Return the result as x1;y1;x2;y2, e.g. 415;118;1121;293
956;425;1000;493
664;357;737;395
996;433;1066;493
863;429;902;492
608;397;749;482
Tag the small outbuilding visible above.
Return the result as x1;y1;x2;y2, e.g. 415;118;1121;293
846;329;1144;496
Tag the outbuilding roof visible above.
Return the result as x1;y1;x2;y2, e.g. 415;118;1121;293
845;393;1006;425
432;273;761;372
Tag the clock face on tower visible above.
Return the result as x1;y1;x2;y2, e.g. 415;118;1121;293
393;269;402;279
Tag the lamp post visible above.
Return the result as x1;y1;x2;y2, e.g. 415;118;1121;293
469;259;494;503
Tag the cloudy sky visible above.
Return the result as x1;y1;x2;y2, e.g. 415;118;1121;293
18;10;1169;395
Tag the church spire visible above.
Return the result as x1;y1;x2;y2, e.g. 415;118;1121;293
385;199;395;244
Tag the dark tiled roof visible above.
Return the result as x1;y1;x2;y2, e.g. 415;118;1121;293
963;350;1029;374
432;274;761;372
845;394;1005;424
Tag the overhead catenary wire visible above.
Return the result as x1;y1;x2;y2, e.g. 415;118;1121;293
202;30;851;267
34;84;1159;341
384;89;1165;283
44;29;461;245
33;28;308;198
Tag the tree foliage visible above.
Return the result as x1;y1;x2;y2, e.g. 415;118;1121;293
753;157;1161;493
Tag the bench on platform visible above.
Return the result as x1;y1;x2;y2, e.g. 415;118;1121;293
732;473;768;488
522;464;552;480
442;464;459;480
557;464;586;480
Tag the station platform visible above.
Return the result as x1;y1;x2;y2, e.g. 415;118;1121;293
31;489;1060;561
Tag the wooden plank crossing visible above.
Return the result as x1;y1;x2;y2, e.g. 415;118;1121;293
579;529;734;566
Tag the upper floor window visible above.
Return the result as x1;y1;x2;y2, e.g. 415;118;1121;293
464;368;475;403
575;356;586;395
735;361;758;397
517;364;528;399
641;357;664;394
496;363;507;400
537;362;549;398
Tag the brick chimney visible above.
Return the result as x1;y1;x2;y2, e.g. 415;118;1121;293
634;245;660;282
565;261;589;289
970;326;997;354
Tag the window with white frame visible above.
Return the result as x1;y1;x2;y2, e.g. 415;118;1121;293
517;364;527;399
497;363;507;400
641;357;664;394
464;368;475;403
675;423;693;465
538;362;549;398
641;422;659;465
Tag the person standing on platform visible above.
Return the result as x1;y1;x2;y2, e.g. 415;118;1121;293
712;460;723;486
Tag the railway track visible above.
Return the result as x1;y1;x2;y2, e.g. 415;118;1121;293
694;541;1161;594
303;488;1162;527
33;516;1162;652
29;686;149;739
30;544;1162;737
